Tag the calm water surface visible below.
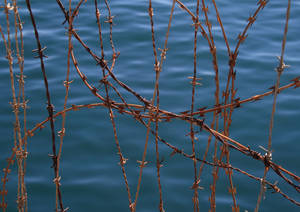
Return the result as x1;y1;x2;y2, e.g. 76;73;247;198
0;1;300;211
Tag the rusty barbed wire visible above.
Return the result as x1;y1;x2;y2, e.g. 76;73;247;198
1;0;299;211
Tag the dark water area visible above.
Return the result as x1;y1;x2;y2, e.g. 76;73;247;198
0;1;300;211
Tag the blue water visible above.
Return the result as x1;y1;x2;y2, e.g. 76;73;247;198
1;1;300;211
